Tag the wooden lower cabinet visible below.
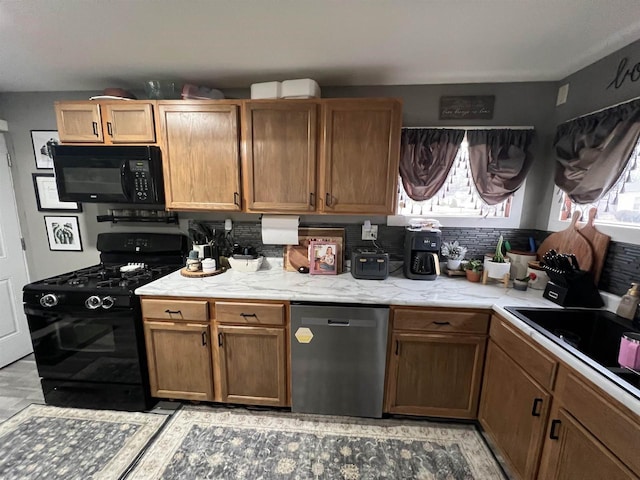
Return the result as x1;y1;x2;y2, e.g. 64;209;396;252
386;332;486;418
143;321;214;401
537;407;636;480
216;325;287;406
479;341;551;480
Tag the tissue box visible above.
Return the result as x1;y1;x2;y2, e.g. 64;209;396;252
250;82;282;99
281;79;321;98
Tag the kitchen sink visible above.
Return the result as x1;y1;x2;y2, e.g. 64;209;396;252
505;307;640;398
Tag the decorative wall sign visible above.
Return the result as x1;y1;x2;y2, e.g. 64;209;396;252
31;130;60;169
439;96;495;120
32;173;82;212
606;57;640;90
44;216;83;251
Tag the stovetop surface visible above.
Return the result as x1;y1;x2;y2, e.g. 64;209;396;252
25;263;180;294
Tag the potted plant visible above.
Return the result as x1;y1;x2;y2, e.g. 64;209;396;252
464;259;484;282
484;235;511;279
441;241;467;270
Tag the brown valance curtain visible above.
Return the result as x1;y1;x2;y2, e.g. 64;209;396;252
467;129;535;205
399;128;465;201
554;99;640;204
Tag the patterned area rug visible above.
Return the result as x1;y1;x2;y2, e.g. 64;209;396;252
129;407;505;479
0;404;167;480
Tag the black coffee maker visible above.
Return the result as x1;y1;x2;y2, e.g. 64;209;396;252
403;229;441;280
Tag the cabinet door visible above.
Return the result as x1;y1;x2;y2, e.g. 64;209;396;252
216;325;287;406
319;99;401;214
386;332;486;419
478;341;551;480
143;321;213;401
55;102;103;143
244;101;317;212
158;102;241;210
103;103;155;143
538;408;636;480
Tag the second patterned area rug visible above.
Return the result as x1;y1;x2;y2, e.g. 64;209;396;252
129;406;505;479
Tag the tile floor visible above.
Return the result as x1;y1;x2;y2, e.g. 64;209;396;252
0;354;44;423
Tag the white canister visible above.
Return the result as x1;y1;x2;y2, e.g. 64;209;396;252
527;266;549;290
506;251;537;280
202;258;217;274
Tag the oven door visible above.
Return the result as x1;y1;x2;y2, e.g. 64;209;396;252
24;304;145;385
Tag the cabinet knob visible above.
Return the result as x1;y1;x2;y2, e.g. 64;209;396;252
309;192;315;207
233;192;240;207
201;331;207;346
531;398;543;417
107;121;113;136
218;332;223;347
92;121;99;136
549;419;562;440
325;193;332;207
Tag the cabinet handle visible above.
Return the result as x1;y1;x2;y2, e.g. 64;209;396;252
433;321;451;326
395;340;399;355
92;121;99;136
325;193;332;207
164;309;182;315
549;419;561;440
218;332;223;347
309;192;315;207
201;331;207;346
240;313;257;318
531;398;543;417
107;121;113;136
233;192;240;207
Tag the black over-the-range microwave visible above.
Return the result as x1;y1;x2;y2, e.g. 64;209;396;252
51;145;164;204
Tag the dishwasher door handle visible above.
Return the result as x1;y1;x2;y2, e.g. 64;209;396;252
327;319;350;326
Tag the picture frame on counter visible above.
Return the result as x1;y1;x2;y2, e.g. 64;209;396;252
309;241;338;275
32;173;82;212
30;130;60;169
44;215;83;252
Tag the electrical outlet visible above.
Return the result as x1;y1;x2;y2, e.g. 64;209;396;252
225;218;233;231
361;225;378;240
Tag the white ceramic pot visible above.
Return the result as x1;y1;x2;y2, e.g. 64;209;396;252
527;266;549;290
446;259;462;270
484;259;511;279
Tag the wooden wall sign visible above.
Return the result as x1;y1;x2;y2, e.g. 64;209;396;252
439;96;495;120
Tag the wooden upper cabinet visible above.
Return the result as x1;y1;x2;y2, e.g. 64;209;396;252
55;102;104;143
243;101;317;212
319;99;402;214
103;103;155;143
158;102;242;211
479;341;551;480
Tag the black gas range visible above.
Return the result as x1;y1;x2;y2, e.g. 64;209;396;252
23;233;189;411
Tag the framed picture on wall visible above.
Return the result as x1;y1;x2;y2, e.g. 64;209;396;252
308;241;338;275
31;130;60;169
44;216;83;252
32;173;82;212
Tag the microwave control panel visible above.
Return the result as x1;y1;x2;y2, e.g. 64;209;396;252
130;160;151;201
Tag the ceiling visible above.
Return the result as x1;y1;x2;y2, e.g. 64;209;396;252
1;0;640;92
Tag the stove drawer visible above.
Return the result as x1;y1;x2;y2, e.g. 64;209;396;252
141;298;209;322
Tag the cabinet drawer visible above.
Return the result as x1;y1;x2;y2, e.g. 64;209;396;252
393;308;490;334
490;316;557;391
556;366;640;475
215;302;285;325
141;298;208;322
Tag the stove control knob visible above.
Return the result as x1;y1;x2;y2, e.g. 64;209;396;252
40;294;58;308
85;295;103;310
101;296;115;309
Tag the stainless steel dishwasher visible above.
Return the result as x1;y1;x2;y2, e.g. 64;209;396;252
290;303;389;418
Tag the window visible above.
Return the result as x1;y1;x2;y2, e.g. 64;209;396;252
556;137;640;227
397;138;513;218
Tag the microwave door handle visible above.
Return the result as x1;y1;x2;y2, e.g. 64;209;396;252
120;163;133;201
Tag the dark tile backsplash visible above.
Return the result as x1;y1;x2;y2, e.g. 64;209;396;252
190;220;639;296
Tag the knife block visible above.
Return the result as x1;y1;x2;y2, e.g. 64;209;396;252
542;268;604;307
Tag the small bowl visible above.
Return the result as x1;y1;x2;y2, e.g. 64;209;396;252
228;256;264;272
513;279;529;291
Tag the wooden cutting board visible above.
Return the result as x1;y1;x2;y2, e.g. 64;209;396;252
283;228;345;273
537;210;594;272
578;207;610;284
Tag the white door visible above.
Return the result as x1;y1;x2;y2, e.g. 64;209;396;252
0;132;33;367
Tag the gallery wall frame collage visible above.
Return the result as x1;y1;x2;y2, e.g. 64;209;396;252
31;130;83;252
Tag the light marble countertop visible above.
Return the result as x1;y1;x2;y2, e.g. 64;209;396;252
136;258;640;415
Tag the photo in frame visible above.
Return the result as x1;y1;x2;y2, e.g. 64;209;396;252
308;241;338;275
32;173;82;212
31;130;60;169
44;216;83;251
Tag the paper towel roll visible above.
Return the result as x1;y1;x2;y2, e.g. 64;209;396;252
261;215;299;245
